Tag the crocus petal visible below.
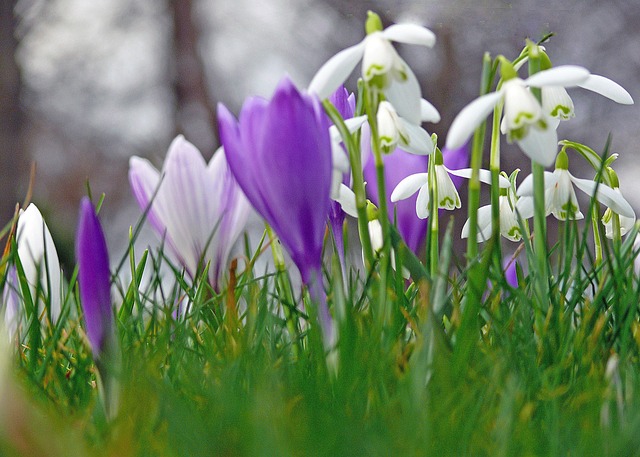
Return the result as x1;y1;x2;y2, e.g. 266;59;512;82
445;91;503;150
420;99;441;123
391;173;429;202
570;174;636;218
308;41;366;100
524;65;590;88
398;118;434;155
16;204;61;323
385;58;422;124
382;23;436;47
516;123;558;167
76;198;113;358
128;157;165;236
577;74;634;105
445;168;510;188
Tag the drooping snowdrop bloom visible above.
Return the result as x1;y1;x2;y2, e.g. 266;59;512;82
76;198;114;359
218;76;334;344
446;62;591;167
516;150;635;222
600;171;636;239
309;11;435;124
391;148;510;219
8;204;62;326
462;184;523;242
376;100;435;155
129;135;250;290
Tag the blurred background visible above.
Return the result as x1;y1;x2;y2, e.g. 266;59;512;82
2;0;640;271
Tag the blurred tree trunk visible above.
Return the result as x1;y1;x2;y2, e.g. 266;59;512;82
0;0;26;224
170;0;217;155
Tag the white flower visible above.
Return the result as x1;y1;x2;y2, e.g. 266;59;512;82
377;101;435;155
309;18;435;124
601;188;636;239
462;187;523;242
446;65;591;167
542;73;633;123
517;164;635;222
4;204;62;334
391;152;510;219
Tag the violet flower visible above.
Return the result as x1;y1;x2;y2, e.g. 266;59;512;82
364;138;469;254
218;77;333;343
328;86;356;266
129;135;250;290
76;198;113;359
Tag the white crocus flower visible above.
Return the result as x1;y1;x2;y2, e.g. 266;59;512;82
309;12;435;124
462;186;523;242
391;150;510;219
377;101;435;155
446;65;591;167
4;204;62;332
516;151;635;222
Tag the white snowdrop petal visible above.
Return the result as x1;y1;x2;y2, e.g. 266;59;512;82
570;175;636;218
334;184;359;218
420;99;441;123
382;23;436;47
524;65;590;88
309;41;366;99
578;74;634;105
445;168;510;188
416;184;430;219
516;124;558;167
391;173;429;202
386;59;422;124
445;91;503;150
398;119;434;155
516;171;558;197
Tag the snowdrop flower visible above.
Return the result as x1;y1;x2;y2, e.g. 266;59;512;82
517;150;635;222
309;11;435;124
391;148;510;219
129;135;250;290
446;61;591;167
462;184;522;242
376;100;435;155
600;171;636;238
9;204;62;326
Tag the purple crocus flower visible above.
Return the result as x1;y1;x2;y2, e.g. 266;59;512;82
328;86;356;264
363;140;469;254
129;135;250;290
76;198;113;358
218;77;333;343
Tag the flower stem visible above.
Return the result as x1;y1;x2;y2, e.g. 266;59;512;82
428;153;439;278
528;44;550;317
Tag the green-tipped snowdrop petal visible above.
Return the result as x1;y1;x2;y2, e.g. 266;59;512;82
398;118;434;155
435;166;461;210
578;74;634;105
391;173;429;202
445;91;503;150
570;174;635;218
382;23;436;47
385;59;423;124
524;65;590;88
308;41;366;99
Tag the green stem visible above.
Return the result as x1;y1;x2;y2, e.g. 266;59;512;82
428;154;439;278
489;101;503;262
528;46;550;317
592;206;603;266
321;99;374;270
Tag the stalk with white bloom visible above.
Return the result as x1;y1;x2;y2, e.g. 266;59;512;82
309;11;435;124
